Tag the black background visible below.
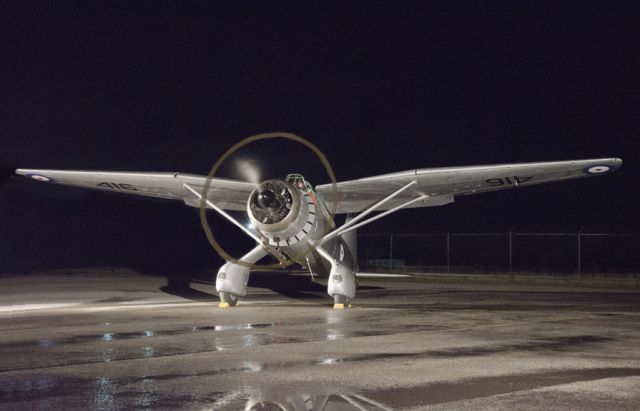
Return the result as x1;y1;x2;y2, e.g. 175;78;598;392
1;2;637;274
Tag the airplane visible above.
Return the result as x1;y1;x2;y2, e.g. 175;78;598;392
16;156;622;308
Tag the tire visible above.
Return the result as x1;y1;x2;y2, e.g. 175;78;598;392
219;292;239;307
333;294;350;306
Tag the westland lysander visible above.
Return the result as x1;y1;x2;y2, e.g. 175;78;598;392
18;151;622;308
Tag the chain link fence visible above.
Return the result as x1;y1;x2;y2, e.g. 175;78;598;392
358;232;640;276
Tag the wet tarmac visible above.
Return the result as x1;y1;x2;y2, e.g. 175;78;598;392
1;269;639;410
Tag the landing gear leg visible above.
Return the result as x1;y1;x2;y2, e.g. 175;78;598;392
216;245;267;308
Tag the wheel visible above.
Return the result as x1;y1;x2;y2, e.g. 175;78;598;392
333;294;351;309
218;292;239;308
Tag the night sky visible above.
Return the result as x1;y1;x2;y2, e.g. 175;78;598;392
0;2;638;273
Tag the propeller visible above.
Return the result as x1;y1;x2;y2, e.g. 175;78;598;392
233;158;262;185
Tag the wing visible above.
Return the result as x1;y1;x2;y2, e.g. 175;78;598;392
15;169;255;211
315;158;623;214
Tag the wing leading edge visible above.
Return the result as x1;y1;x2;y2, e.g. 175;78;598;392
15;169;255;211
17;157;622;214
315;158;622;214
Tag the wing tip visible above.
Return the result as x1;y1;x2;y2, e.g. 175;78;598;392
14;169;55;183
608;157;623;169
581;158;623;176
15;169;43;177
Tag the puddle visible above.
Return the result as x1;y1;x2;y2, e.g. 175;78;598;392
312;335;613;365
0;376;392;410
0;323;274;350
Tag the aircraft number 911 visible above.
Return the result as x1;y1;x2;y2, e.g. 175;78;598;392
485;176;533;187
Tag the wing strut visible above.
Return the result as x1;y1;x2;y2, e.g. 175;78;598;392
336;180;417;233
182;183;262;243
335;194;428;237
319;180;425;246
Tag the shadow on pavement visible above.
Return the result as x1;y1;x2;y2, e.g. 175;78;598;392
160;282;218;302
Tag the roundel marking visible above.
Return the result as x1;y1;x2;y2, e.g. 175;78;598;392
28;174;51;182
583;165;611;175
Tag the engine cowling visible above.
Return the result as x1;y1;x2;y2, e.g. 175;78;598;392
247;179;317;248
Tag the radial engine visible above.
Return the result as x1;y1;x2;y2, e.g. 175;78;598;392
247;176;328;262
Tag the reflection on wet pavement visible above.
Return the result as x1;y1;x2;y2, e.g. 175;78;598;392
2;273;639;409
94;377;114;410
4;316;616;409
240;388;392;410
0;311;428;408
1;375;392;411
0;316;449;373
313;335;614;365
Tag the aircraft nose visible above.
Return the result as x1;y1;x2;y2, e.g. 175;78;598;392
257;190;279;208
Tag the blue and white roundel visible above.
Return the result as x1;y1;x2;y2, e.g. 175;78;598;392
584;165;611;174
28;174;51;182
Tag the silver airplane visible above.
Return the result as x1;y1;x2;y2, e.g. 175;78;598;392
16;157;622;308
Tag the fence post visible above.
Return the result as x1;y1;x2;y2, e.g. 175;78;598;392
508;230;513;277
577;229;582;278
446;232;451;273
389;233;393;271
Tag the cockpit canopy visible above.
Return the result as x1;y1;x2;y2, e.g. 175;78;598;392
285;174;313;192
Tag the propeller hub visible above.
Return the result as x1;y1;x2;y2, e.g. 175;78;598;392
257;190;279;208
248;179;297;225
